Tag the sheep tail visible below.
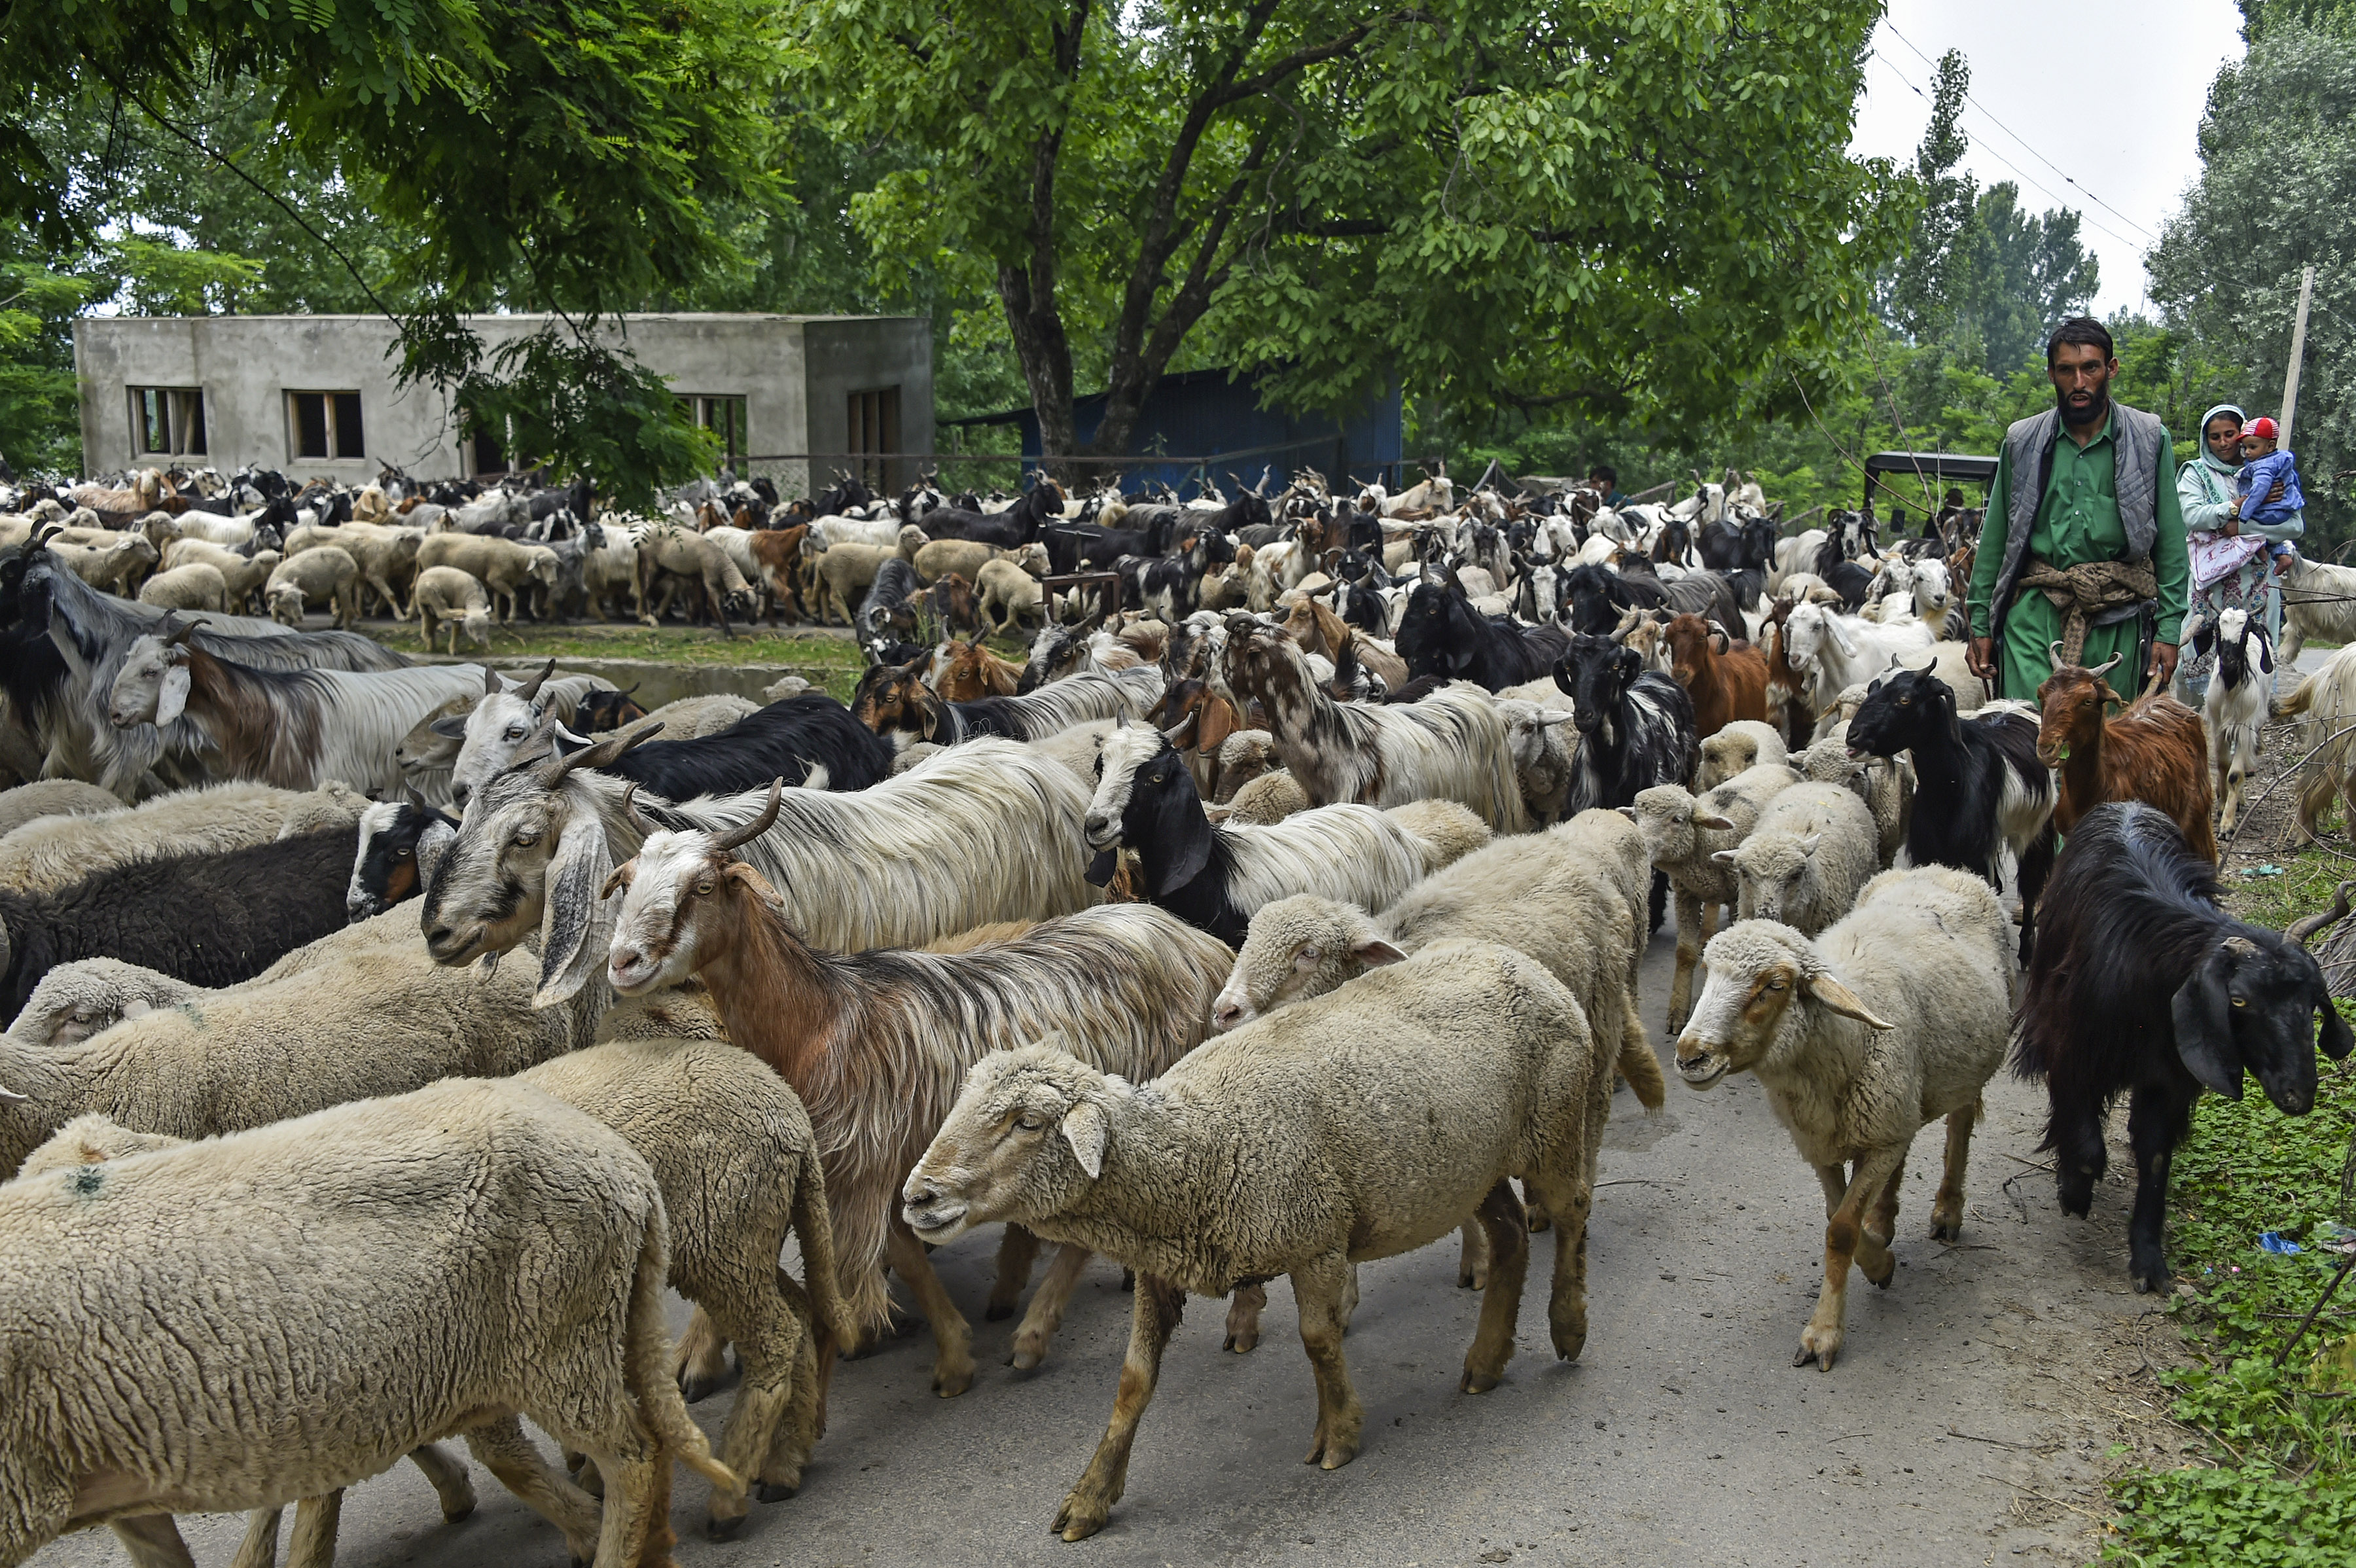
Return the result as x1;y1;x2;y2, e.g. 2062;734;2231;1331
1616;993;1668;1113
627;1213;744;1502
791;1143;861;1357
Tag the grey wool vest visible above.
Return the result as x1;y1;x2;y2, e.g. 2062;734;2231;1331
1988;400;2171;634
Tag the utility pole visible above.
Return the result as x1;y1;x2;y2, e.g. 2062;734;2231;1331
2283;262;2317;442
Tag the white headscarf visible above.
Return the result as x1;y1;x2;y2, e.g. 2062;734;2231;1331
2197;404;2247;473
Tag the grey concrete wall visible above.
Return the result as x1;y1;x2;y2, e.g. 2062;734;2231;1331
73;313;929;485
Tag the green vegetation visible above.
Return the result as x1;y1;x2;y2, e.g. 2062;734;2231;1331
2103;848;2356;1565
361;622;870;701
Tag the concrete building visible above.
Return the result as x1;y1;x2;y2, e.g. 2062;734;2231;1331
73;313;932;495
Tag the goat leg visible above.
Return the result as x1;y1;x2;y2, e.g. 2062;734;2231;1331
2126;1082;2193;1293
884;1217;977;1397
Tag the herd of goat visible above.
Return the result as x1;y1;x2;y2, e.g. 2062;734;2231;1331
2;456;2356;1565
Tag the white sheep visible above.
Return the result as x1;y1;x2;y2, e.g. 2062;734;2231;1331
1694;719;1788;793
1628;763;1801;1032
265;544;361;629
899;938;1602;1541
1793;735;1913;868
0;779;122;841
1675;866;2015;1370
1493;696;1580;823
412;564;493;654
135;561;229;614
7;959;198;1047
160;539;281;615
1720;780;1880;933
0;1080;738;1567
0;779;368;897
977;552;1048;634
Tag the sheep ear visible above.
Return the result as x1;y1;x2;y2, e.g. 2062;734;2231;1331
1806;974;1897;1030
1710;848;1738;864
533;823;616;1008
1351;938;1408;967
1061;1100;1108;1179
120;999;152;1022
2169;953;2245;1097
1692;813;1736;831
156;663;192;727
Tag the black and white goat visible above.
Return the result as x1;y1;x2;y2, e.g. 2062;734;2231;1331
1844;669;2056;960
346;793;460;921
2013;802;2351;1292
2188;607;2273;834
850;662;1163;751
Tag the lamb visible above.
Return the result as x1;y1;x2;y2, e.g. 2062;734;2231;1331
0;1079;739;1568
283;521;425;618
1721;780;1880;933
416;531;563;624
603;787;1235;1395
1793;736;1911;869
0;777;366;895
160;538;281;614
1628;763;1802;1033
135;561;229;613
897;940;1601;1540
1674;866;2015;1370
1082;723;1488;946
1693;719;1788;793
976;554;1047;633
265;543;361;629
7;958;198;1047
46;531;161;596
413;564;494;653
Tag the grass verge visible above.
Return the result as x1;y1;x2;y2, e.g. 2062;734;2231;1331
2103;846;2356;1565
358;620;872;698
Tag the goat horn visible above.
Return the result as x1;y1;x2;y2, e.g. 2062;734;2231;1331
2048;641;2065;673
164;616;202;649
2286;882;2356;946
2087;653;2123;679
404;785;427;810
514;658;556;702
711;777;785;853
620;782;655;836
484;665;503;695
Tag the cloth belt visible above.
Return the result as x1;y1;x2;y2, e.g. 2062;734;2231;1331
2015;554;2158;669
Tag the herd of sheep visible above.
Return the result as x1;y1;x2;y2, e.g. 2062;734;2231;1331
0;461;2350;1565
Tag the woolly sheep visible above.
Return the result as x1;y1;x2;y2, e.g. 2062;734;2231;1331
1694;719;1789;793
416;532;562;624
1223;768;1310;824
0;780;122;842
0;779;368;896
7;959;198;1047
1209;729;1278;804
46;531;160;596
135;561;229;614
266;544;361;629
160;538;280;615
0;1080;738;1567
1720;780;1880;934
1793;736;1912;868
1628;763;1802;1033
899;942;1603;1539
413;564;493;653
1674;866;2014;1370
976;554;1046;634
1494;696;1580;823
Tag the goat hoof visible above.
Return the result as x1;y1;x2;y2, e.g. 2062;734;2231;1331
1222;1332;1258;1354
984;1301;1016;1322
1931;1221;1961;1242
704;1513;747;1541
756;1482;798;1504
1460;1369;1501;1395
679;1373;721;1402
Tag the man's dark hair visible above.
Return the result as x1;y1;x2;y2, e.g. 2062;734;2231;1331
1588;464;1618;488
2046;317;2114;365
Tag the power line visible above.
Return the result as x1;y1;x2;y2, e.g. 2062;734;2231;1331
1880;23;2161;245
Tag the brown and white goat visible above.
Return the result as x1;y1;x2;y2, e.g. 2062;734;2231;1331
2035;648;2216;861
935;639;1024;702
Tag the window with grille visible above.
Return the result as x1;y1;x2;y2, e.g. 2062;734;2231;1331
687;395;747;468
848;386;901;492
286;391;365;461
128;387;207;457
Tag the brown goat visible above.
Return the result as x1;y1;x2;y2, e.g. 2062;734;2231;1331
1152;677;1243;797
745;526;811;624
1662;613;1768;740
1279;596;1410;690
928;571;982;637
935;640;1023;702
848;656;939;738
1760;599;1815;749
2034;652;2217;861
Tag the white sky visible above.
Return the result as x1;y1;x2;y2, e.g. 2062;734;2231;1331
1847;0;2248;317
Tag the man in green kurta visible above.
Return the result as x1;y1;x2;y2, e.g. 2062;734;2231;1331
1967;318;2190;701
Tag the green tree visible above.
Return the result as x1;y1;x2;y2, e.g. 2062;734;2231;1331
1948;183;2099;376
2150;7;2356;543
806;0;1906;463
1882;47;1976;342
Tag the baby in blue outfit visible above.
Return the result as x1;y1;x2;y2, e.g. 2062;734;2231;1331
2236;415;2304;571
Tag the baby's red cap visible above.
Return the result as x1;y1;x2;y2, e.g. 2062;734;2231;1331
2244;416;2279;442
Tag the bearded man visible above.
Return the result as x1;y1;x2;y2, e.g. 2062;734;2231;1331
1966;317;2190;700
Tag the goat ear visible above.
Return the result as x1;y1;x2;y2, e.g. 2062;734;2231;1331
2169;952;2245;1097
2260;636;2274;675
2318;988;2354;1061
1806;973;1897;1030
1198;697;1239;753
1061;1099;1109;1179
155;664;192;727
429;714;471;739
533;821;616;1008
1154;791;1216;898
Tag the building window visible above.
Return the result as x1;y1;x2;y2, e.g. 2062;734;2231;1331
848;387;901;491
286;391;365;461
688;395;747;469
461;414;509;478
128;387;207;457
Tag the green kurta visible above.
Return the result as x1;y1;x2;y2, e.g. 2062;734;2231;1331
1967;410;2190;702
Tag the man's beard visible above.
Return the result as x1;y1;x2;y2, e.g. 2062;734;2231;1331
2056;383;2109;429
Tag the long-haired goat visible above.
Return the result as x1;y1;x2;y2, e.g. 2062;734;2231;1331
602;783;1232;1395
2279;645;2356;842
2188;608;2272;834
2034;648;2215;861
1393;578;1572;691
2277;553;2356;665
2012;802;2350;1292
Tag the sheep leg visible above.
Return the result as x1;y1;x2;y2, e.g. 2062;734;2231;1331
1008;1241;1092;1370
1668;885;1709;1034
282;1490;342;1568
1857;1152;1905;1289
1461;1180;1530;1394
1456;1221;1491;1290
107;1514;196;1568
229;1508;281;1568
1224;1280;1268;1351
1053;1274;1185;1542
1522;1167;1594;1362
1931;1101;1978;1241
987;1223;1042;1321
884;1217;977;1397
2126;1082;2194;1294
673;1304;732;1401
761;1270;829;1499
700;1272;808;1535
1796;1145;1904;1372
1289;1251;1371;1472
463;1415;602;1565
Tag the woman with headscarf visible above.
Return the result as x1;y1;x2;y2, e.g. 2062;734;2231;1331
2178;402;2301;702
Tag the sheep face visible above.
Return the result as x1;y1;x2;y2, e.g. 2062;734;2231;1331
1675;923;1891;1089
267;582;306;627
1723;833;1819;924
1211;894;1401;1032
901;1043;1109;1245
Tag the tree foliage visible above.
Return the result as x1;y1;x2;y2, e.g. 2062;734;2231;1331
806;0;1906;460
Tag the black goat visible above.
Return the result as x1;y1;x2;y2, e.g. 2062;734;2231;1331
857;558;923;639
347;795;459;921
1697;515;1776;574
2012;802;2352;1292
0;826;360;1017
573;685;649;733
1845;668;2056;960
918;479;1067;548
585;693;892;798
1393;579;1571;690
1563;561;1669;635
1554;633;1698;931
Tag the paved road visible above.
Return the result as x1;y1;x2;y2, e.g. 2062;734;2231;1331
31;904;2193;1568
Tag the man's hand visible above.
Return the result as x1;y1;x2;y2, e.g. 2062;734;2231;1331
1967;636;1996;681
2150;641;2179;690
